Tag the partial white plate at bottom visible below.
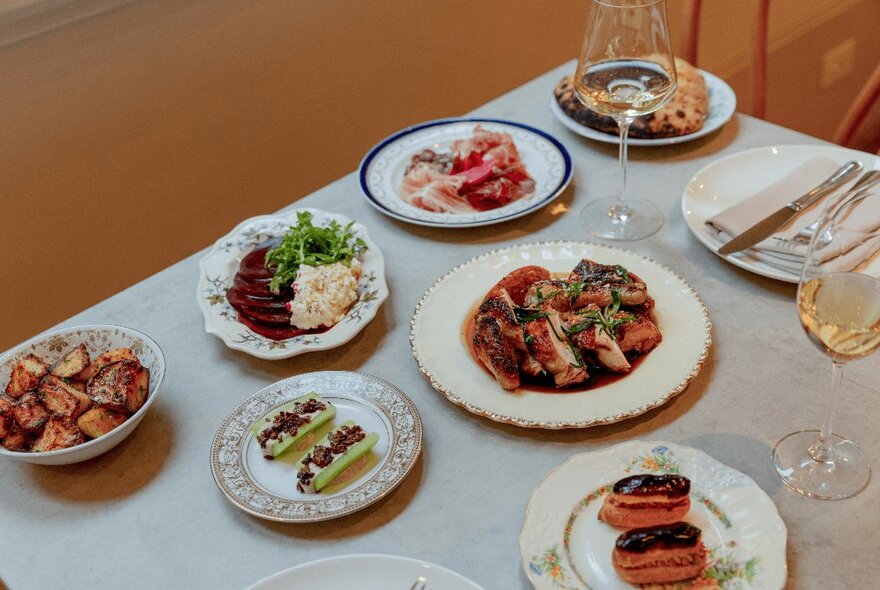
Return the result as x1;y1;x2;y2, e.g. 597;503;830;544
245;554;486;590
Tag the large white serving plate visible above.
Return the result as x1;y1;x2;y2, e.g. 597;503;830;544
520;441;787;589
210;371;422;522
245;554;486;590
410;242;711;429
196;208;388;359
359;117;572;227
682;144;880;283
550;69;736;146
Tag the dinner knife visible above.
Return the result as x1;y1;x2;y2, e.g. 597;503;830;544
717;160;863;255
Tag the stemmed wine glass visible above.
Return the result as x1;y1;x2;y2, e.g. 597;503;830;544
773;191;880;499
573;0;678;240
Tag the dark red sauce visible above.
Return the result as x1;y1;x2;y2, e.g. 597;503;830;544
226;241;329;341
462;299;650;394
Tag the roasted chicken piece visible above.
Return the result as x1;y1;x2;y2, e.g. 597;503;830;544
524;280;570;311
523;311;588;387
472;314;521;390
566;311;632;373
477;286;545;378
615;312;662;354
492;265;552;306
569;259;648;307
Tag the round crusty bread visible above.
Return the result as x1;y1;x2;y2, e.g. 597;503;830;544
554;57;709;139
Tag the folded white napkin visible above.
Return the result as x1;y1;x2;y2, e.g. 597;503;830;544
705;157;880;274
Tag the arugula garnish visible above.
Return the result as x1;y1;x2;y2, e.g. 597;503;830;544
265;211;367;292
565;290;635;339
514;307;549;323
614;265;632;284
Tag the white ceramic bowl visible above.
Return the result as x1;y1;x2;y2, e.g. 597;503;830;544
0;325;166;465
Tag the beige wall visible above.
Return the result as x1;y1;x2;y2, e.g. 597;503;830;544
1;0;878;350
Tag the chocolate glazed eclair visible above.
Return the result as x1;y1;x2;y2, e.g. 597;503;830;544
598;474;691;528
612;521;708;585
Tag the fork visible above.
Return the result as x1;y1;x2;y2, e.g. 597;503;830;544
409;577;428;590
792;170;880;242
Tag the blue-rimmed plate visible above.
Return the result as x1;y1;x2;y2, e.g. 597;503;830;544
358;118;573;228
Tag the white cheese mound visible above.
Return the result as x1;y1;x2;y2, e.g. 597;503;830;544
288;259;361;330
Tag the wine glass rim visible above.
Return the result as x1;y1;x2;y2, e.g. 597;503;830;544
592;0;664;7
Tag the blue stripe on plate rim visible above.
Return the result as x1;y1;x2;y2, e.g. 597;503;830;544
357;117;573;228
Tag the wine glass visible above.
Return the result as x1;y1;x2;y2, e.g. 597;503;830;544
573;0;678;240
773;191;880;499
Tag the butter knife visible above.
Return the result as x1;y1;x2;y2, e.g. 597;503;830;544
717;160;863;255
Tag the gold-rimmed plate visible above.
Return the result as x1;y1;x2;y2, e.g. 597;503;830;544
210;371;422;522
410;241;711;429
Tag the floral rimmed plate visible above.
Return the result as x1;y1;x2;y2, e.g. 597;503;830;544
196;208;388;360
410;242;711;429
210;371;422;523
550;69;736;146
520;441;787;589
358;117;573;227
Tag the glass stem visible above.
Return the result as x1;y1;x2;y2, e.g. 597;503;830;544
614;116;634;215
811;361;844;463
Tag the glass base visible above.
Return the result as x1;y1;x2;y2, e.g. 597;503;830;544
773;430;871;500
579;196;663;241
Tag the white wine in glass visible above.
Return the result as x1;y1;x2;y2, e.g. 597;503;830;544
574;0;677;241
773;192;880;499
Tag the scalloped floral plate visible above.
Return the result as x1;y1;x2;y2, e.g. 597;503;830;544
358;117;573;227
520;441;787;589
196;208;388;360
210;371;422;522
410;242;711;429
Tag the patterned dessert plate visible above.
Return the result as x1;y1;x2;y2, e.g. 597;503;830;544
520;441;787;589
359;117;572;227
210;371;422;523
196;207;388;360
411;241;711;429
550;68;736;146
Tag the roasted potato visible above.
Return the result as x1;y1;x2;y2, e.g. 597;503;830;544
32;417;84;452
87;360;138;414
4;354;49;398
11;392;49;432
77;408;127;439
0;395;13;438
50;343;91;379
38;375;91;419
127;365;150;414
1;424;29;451
93;348;138;373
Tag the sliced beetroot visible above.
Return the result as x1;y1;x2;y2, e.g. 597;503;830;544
238;306;292;326
238;246;275;280
236;313;311;340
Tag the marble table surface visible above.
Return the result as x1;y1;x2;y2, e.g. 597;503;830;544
2;61;877;590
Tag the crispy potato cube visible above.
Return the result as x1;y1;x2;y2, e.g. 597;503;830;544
77;408;127;439
50;344;91;379
4;354;49;398
93;348;138;372
1;424;30;451
0;396;13;439
38;375;91;419
68;381;86;393
11;392;49;432
72;363;96;383
87;360;138;414
32;417;84;452
126;365;150;414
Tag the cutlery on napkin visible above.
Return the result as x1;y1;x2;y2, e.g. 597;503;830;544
705;157;880;274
